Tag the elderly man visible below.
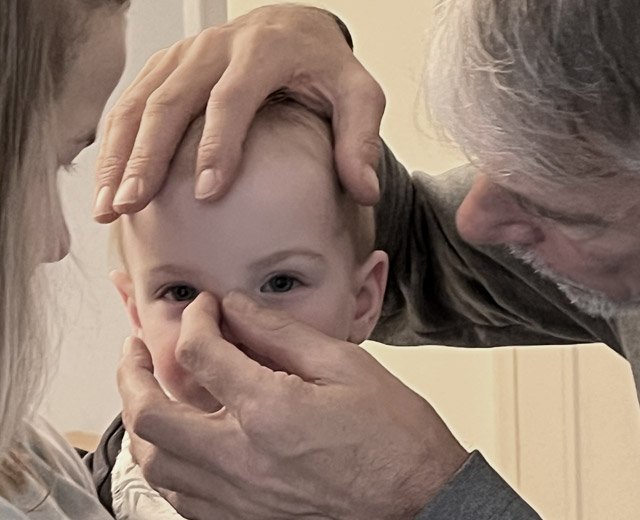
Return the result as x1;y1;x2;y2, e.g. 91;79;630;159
94;1;639;518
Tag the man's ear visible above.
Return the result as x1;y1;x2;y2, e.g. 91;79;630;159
109;269;142;335
348;250;389;344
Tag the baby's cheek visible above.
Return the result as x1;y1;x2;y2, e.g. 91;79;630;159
141;326;182;391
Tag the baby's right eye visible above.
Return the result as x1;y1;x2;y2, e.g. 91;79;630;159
162;285;199;302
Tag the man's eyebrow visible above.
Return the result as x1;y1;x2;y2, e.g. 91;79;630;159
513;193;609;226
248;249;325;271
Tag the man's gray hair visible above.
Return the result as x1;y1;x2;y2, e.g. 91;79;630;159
426;0;640;184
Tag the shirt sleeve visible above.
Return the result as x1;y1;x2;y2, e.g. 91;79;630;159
372;140;621;353
415;451;541;520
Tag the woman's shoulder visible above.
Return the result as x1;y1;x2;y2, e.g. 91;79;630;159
0;416;112;519
25;416;95;490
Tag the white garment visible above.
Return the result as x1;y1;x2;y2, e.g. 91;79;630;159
0;416;111;519
111;432;185;520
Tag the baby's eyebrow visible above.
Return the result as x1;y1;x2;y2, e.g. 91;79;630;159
146;264;200;279
248;249;325;271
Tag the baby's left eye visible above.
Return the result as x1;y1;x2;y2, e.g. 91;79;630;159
261;275;300;294
163;285;199;302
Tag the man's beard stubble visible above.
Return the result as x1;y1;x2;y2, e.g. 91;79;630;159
508;245;640;320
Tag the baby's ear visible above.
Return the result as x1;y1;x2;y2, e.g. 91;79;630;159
348;250;389;344
109;270;142;334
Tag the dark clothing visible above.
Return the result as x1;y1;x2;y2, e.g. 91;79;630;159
84;414;125;517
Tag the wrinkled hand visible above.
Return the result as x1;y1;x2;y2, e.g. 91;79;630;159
94;5;384;223
118;292;469;520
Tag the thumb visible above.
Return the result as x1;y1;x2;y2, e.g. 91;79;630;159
332;67;385;206
176;292;267;409
118;336;171;434
221;291;348;381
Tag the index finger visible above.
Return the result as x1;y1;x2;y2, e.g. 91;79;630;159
221;291;352;381
93;48;175;223
175;292;271;409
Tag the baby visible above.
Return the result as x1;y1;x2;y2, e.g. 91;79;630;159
102;98;389;519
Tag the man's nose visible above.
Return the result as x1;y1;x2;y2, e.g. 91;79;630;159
456;174;544;247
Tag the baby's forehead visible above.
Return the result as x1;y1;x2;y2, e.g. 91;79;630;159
115;103;355;268
117;109;370;280
163;106;338;204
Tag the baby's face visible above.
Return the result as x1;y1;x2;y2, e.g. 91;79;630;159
115;115;386;412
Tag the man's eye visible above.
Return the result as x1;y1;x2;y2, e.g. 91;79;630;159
163;285;199;302
261;275;299;294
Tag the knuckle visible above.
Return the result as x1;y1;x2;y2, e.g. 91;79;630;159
145;91;193;122
105;97;144;125
365;76;386;109
197;137;241;168
172;34;197;56
196;138;224;158
250;23;289;48
208;81;248;107
124;150;156;172
360;136;383;165
146;89;178;110
95;156;126;185
125;405;161;439
193;24;224;49
349;68;386;107
147;48;167;65
139;449;165;487
174;336;204;370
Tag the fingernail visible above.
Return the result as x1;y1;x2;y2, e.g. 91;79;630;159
196;169;221;200
93;186;114;219
113;177;142;208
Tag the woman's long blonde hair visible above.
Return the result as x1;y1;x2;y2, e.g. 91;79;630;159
0;0;126;470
